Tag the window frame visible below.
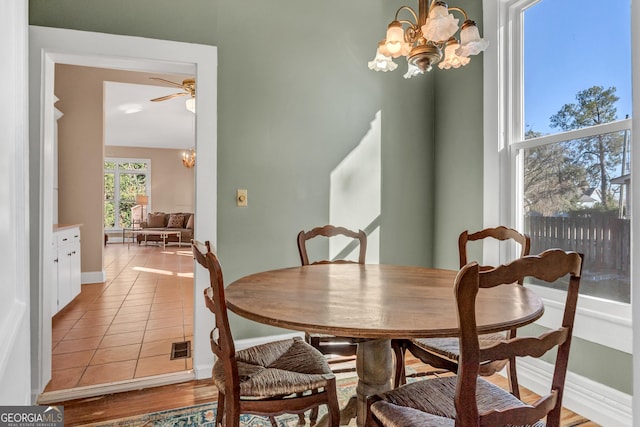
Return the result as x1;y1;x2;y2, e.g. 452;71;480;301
483;0;633;353
104;157;151;232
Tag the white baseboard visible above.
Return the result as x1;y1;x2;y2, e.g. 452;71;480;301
193;332;304;380
515;358;632;426
81;270;106;284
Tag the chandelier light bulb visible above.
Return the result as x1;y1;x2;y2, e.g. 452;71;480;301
439;37;470;69
403;63;424;79
182;148;196;168
385;21;405;54
456;20;489;57
421;3;459;42
368;45;398;72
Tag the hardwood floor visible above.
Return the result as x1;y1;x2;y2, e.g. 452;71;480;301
53;355;599;426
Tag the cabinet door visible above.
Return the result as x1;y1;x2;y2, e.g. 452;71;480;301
53;227;81;313
52;249;59;314
57;245;73;310
69;241;81;299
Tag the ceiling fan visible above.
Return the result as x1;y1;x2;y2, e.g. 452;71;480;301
149;77;196;102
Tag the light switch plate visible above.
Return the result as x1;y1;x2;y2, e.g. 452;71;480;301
237;189;248;207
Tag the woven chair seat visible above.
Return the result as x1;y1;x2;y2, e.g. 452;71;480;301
371;402;455;427
411;331;507;360
213;337;334;398
371;376;546;427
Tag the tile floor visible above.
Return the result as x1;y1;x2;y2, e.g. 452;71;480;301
46;242;194;391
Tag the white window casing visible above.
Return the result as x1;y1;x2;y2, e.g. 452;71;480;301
483;0;633;354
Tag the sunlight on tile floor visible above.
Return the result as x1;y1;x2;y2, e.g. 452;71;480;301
46;243;194;391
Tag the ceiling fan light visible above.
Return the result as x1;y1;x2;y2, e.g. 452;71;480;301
185;97;196;113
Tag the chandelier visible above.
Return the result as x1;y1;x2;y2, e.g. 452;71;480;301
369;0;488;78
182;148;196;168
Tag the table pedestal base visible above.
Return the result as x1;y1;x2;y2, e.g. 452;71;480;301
317;338;393;427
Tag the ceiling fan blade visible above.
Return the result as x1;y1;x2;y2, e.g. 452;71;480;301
150;92;188;102
149;77;185;88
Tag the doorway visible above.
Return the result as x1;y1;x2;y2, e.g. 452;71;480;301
30;26;218;402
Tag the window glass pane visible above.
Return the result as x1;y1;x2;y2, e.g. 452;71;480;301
104;159;149;232
104;201;115;228
119;173;147;202
521;130;631;303
119;162;146;171
118;200;135;228
521;0;632;305
524;0;632;137
104;173;115;200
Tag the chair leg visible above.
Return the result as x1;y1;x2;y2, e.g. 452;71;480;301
216;390;224;427
326;378;341;427
507;356;520;399
506;328;520;399
391;340;407;387
545;404;563;427
309;389;319;425
268;416;278;427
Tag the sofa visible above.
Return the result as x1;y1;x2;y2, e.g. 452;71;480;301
137;212;194;245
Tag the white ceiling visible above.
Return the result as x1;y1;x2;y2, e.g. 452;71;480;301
104;81;195;149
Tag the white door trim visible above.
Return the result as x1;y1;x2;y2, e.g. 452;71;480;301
0;0;31;404
29;26;218;397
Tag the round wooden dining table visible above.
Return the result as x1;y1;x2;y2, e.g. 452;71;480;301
225;263;544;427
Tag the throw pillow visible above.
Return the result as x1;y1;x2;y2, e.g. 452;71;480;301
148;212;166;228
167;214;185;228
186;214;194;229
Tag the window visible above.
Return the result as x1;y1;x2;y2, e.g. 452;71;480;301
104;158;150;231
484;0;633;352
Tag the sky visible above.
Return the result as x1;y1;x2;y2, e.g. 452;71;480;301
524;0;632;135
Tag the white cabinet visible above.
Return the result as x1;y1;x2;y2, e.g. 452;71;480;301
53;226;81;314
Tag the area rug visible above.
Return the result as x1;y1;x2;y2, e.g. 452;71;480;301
83;375;362;427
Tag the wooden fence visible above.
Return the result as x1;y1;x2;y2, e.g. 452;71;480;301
525;215;630;275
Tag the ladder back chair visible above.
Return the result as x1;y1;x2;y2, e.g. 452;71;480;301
368;249;583;427
394;226;531;397
193;240;340;427
297;225;367;358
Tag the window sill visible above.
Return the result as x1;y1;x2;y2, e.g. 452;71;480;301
529;284;632;353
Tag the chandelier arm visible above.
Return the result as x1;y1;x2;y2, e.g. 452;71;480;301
394;5;419;24
447;6;469;22
397;19;418;27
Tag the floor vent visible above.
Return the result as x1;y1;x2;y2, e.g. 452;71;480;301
170;341;191;360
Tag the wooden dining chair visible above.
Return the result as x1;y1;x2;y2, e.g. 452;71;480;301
393;226;531;397
193;240;341;427
368;249;583;427
297;225;367;358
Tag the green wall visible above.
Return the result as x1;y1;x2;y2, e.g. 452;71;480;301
29;0;435;339
29;0;630;395
431;0;484;271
